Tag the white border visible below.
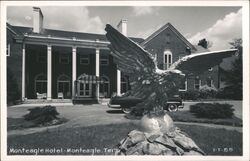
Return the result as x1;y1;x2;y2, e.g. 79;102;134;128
1;1;249;161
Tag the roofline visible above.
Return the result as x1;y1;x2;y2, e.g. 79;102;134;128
7;23;20;36
141;23;196;50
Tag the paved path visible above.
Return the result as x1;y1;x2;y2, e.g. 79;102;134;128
7;103;242;136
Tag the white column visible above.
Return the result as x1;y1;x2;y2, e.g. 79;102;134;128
96;48;100;100
47;45;52;100
72;46;77;98
21;44;26;100
117;69;121;95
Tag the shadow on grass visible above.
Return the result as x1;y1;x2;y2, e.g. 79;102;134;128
7;122;242;156
106;110;124;114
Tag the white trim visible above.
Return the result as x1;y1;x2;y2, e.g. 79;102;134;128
57;74;71;99
72;46;76;98
117;69;121;95
34;73;47;95
96;48;100;99
163;49;172;70
194;78;202;90
179;79;187;91
21;44;25;99
6;43;10;56
47;45;52;100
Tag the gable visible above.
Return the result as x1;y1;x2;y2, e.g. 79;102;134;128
141;23;196;51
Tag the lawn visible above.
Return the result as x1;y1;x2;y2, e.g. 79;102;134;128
7;122;242;156
167;111;242;127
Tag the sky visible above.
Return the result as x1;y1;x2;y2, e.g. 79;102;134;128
7;6;242;50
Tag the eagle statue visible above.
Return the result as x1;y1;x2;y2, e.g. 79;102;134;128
105;24;238;155
105;24;237;114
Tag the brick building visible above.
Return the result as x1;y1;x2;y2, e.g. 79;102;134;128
7;7;220;102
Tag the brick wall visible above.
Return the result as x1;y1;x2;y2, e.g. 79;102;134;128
144;27;190;70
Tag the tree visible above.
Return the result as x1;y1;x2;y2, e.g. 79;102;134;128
198;38;213;49
7;67;21;104
220;38;242;100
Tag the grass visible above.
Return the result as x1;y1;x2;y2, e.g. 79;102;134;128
7;117;68;131
167;111;242;127
8;122;242;156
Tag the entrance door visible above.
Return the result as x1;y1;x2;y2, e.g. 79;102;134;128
78;82;92;97
58;81;70;98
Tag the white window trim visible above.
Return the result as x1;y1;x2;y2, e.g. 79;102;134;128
7;43;10;56
59;54;70;64
100;55;109;66
179;79;187;91
34;74;47;94
80;55;90;65
57;74;71;98
163;50;172;70
194;79;202;90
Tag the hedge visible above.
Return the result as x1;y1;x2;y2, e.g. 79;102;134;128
190;103;234;119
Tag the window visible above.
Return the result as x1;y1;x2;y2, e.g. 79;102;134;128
206;78;213;87
80;55;89;65
59;54;69;64
194;77;201;90
57;74;71;98
37;54;46;63
163;50;172;70
6;43;10;56
179;79;187;91
100;55;109;65
166;33;170;44
35;74;47;94
100;75;110;98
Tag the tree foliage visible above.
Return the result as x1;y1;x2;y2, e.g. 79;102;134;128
220;38;242;100
198;38;213;49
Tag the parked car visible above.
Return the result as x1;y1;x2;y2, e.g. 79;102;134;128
108;94;184;113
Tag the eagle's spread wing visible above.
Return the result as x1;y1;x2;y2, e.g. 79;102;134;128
105;24;156;75
169;49;238;75
105;24;159;98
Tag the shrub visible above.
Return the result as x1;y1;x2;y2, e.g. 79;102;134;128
179;90;199;100
198;85;218;99
24;105;59;125
190;103;234;119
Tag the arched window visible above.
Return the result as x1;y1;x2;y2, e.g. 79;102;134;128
164;50;172;70
121;76;129;94
34;74;47;94
57;74;71;98
100;75;110;98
